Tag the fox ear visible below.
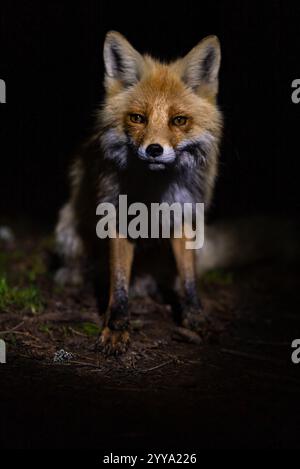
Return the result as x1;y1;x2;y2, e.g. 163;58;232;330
103;31;144;87
179;36;221;97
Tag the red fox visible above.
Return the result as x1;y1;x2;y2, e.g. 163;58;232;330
55;31;223;355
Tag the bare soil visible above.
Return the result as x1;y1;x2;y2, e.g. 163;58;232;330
0;227;300;449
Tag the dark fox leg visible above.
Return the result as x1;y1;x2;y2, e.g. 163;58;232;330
100;235;134;355
171;236;208;331
54;202;85;287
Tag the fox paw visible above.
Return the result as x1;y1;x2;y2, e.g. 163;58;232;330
182;308;211;333
99;327;130;356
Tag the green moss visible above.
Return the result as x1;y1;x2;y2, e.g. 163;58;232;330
0;252;9;276
0;245;47;286
39;324;51;334
79;322;102;337
0;275;44;314
26;255;46;282
201;269;233;286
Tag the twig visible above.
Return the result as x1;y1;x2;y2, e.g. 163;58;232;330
68;327;87;337
139;359;173;373
0;321;25;333
163;351;184;365
22;342;45;349
76;354;97;362
0;330;42;343
66;360;101;369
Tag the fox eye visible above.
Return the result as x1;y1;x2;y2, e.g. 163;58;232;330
172;116;188;126
129;113;146;124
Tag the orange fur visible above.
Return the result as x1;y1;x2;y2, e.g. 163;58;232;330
102;62;222;151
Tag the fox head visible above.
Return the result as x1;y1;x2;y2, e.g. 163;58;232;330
100;31;222;174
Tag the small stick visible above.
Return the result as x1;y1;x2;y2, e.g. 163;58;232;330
0;330;43;345
65;360;100;369
68;327;87;337
10;321;25;331
139;359;173;373
0;323;26;334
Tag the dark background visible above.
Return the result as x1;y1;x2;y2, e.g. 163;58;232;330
0;0;299;224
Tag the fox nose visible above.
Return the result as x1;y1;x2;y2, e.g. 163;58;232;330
146;144;164;158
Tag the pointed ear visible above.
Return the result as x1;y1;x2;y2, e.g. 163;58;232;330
103;31;144;87
179;36;221;97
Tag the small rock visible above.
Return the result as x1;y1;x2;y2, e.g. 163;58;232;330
53;349;74;364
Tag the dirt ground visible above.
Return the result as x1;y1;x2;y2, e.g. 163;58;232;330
0;225;300;449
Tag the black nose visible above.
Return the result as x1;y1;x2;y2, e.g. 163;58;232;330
146;144;164;158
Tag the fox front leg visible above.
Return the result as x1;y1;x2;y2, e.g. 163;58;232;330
100;235;134;355
171;236;209;332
